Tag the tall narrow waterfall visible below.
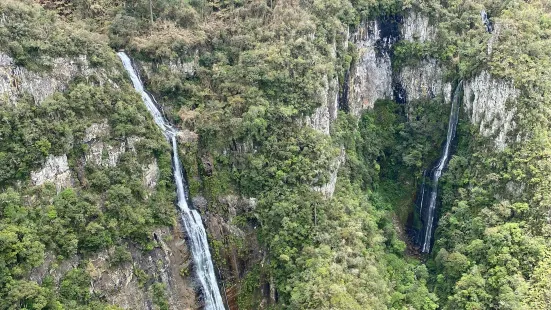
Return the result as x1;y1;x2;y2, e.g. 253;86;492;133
417;81;463;253
117;52;225;310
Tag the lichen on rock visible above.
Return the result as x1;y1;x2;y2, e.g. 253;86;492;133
0;53;108;105
30;154;72;192
463;71;519;150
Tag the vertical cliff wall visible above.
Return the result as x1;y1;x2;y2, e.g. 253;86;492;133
0;53;113;105
347;12;450;116
463;71;519;150
346;11;516;151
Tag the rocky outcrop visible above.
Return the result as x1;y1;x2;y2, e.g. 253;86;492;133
0;53;106;105
348;20;394;115
166;58;196;76
83;121;126;167
397;12;451;107
203;195;260;308
138;56;197;83
84;121;110;143
487;22;501;55
463;71;519;150
30;228;196;310
347;12;444;115
305;74;339;135
401;11;436;43
313;147;345;198
398;59;452;105
90;228;196;309
143;159;160;190
30;154;72;191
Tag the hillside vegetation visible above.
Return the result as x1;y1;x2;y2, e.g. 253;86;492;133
1;0;551;309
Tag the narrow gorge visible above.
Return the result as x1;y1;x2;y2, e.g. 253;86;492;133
417;81;462;253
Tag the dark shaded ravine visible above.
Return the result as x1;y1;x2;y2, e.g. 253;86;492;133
416;81;463;253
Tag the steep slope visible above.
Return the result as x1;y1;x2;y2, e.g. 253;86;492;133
3;0;551;310
0;1;197;309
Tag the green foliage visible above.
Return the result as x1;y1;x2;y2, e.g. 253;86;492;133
134;267;149;288
151;283;170;310
7;0;551;309
109;245;133;267
237;266;262;310
0;3;177;306
60;268;92;305
0;0;116;70
413;2;551;309
0;82;166;185
1;280;49;310
107;0;438;308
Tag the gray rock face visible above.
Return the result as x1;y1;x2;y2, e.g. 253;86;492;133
90;228;196;310
30;154;72;192
126;136;144;153
31;228;196;310
349;21;393;115
401;12;436;43
192;196;208;213
313;147;345;198
305;74;339;135
487;22;501;55
83;121;127;167
167;58;196;76
398;12;451;107
398;59;452;105
463;71;519;150
347;11;448;116
83;120;110;143
139;56;196;82
0;53;103;105
143;159;160;190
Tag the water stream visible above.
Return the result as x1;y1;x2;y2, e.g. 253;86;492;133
118;52;225;310
417;81;463;253
481;10;494;33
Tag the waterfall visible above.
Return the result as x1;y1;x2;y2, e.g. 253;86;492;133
418;81;463;253
481;10;493;33
117;52;225;310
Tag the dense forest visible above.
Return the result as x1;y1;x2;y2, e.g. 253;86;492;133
1;0;551;309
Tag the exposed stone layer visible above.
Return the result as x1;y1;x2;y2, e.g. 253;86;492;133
83;121;128;167
401;11;436;43
30;154;72;192
463;71;519;150
305;74;339;135
349;20;393;115
0;53;107;105
30;228;196;310
313;147;345;198
399;59;452;105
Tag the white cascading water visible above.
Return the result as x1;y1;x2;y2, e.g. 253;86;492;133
117;52;225;310
481;10;493;33
418;169;426;217
419;82;463;253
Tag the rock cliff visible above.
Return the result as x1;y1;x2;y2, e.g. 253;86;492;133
304;74;339;135
0;52;111;105
347;12;447;115
30;154;72;192
30;227;196;309
346;11;516;151
463;71;519;150
398;59;452;106
348;20;394;115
